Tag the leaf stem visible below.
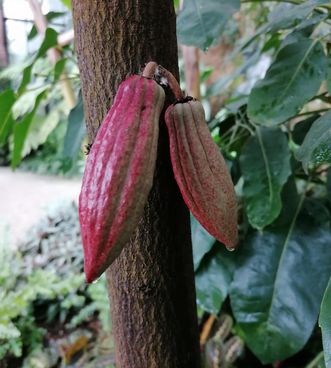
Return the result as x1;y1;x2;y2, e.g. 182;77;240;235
157;65;184;100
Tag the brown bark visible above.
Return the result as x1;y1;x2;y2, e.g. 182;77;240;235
71;1;200;368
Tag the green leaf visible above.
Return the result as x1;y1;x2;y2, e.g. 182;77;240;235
18;28;58;95
59;0;71;10
267;0;328;33
177;0;240;50
54;58;67;82
191;215;215;271
12;91;48;168
35;28;58;59
320;277;331;368
28;12;64;41
327;51;331;95
292;115;320;145
240;127;291;229
295;109;331;171
18;64;33;96
0;89;16;145
230;199;331;364
195;245;236;314
63;94;86;160
247;39;327;126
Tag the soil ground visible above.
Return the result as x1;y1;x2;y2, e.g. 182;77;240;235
0;167;81;248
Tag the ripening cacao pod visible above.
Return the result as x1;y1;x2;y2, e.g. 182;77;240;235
79;74;165;283
165;99;238;249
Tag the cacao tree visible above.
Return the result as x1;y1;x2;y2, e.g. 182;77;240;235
71;1;200;367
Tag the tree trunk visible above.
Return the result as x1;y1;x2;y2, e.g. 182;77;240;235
71;2;200;367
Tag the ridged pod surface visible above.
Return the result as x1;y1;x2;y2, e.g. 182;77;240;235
165;100;238;249
79;75;165;283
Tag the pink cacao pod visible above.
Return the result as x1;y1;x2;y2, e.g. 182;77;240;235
79;74;165;283
165;99;238;249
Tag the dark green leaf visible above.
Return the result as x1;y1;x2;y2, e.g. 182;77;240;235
240;127;291;229
63;95;86;160
177;0;240;50
0;89;16;145
35;28;58;59
247;39;327;126
195;245;236;314
320;277;331;368
54;58;67;82
12;91;48;168
230;199;331;364
18;64;33;96
191;215;215;271
27;25;38;41
327;51;331;95
292;115;320;145
270;176;300;228
295;110;331;171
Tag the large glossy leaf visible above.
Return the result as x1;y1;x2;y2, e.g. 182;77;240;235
240;127;291;229
177;0;240;50
230;199;331;364
0;90;16;145
63;95;86;160
320;277;331;368
247;38;327;126
195;245;236;314
191;215;215;271
295;109;331;171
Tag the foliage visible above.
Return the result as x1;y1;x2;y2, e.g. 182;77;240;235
0;17;85;175
0;203;111;366
180;0;331;366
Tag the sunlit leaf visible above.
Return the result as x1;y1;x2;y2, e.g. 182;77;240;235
0;90;16;145
12;91;48;168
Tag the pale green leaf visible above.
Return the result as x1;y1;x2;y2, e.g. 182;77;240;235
177;0;240;50
248;39;327;126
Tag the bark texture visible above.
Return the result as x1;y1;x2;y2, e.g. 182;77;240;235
71;1;200;367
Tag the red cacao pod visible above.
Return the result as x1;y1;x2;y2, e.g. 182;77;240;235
165;99;238;249
79;74;165;283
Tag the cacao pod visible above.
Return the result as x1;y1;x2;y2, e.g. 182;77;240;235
79;74;165;283
165;99;238;249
